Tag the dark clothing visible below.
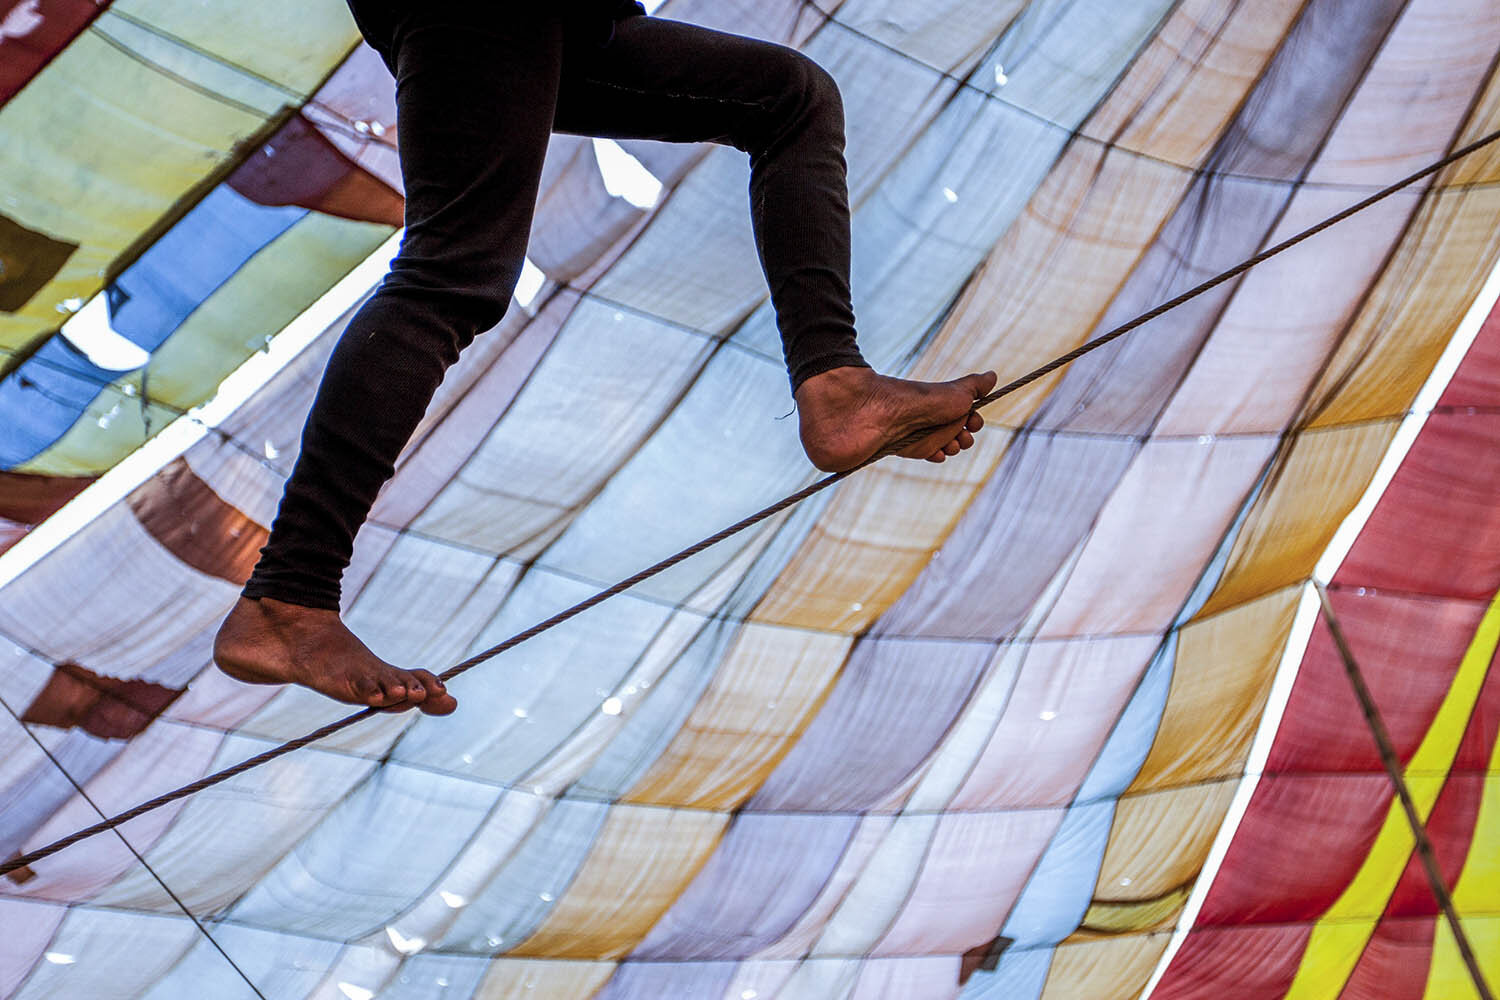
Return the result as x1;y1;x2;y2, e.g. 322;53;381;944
243;4;867;610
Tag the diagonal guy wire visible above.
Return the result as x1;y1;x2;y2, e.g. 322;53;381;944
3;126;1499;881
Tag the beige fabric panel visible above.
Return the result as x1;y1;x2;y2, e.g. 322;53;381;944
1196;422;1400;619
751;430;1011;632
1131;586;1301;789
626;626;851;809
474;959;615;999
1080;0;1306;168
1305;187;1500;426
1039;933;1171;1000
509;804;729;960
1095;782;1239;909
1038;436;1276;639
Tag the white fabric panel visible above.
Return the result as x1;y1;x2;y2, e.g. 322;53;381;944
10;908;198;1000
0;898;67;998
949;635;1159;809
392;576;674;783
849;955;963;1000
748;814;897;960
811;814;939;956
138;923;344;1000
412;301;714;558
375;789;551;957
9;722;224;903
228;763;501;939
344;536;523;674
91;731;375;915
873;809;1064;956
830;0;1025;75
0;506;239;685
1036;436;1276;638
439;798;610;953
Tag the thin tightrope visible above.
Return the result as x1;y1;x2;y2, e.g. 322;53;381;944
4;125;1498;882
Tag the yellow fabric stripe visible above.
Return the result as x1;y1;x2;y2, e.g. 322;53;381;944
1283;591;1500;999
1422;712;1500;999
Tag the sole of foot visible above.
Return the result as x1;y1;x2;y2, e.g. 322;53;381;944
214;596;458;715
795;367;998;472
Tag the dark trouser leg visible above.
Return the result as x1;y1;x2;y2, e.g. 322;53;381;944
553;15;869;390
243;7;567;610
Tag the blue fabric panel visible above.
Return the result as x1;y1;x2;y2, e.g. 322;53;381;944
0;336;118;467
108;186;304;351
962;939;1054;999
1075;636;1178;803
999;800;1116;949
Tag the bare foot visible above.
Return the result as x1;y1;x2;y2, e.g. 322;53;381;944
794;367;997;472
214;596;457;715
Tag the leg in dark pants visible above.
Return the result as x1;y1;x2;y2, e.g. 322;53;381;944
216;8;993;712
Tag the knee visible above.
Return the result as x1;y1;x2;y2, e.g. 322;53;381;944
750;49;845;155
384;246;516;337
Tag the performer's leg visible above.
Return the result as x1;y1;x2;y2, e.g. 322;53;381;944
216;6;570;713
553;15;995;471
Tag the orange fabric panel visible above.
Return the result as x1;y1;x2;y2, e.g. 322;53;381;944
1196;422;1398;619
626;626;850;809
510;804;729;960
126;457;269;585
1132;586;1300;790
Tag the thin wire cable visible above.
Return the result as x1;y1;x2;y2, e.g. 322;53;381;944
0;695;268;999
1312;584;1495;1000
3;125;1498;881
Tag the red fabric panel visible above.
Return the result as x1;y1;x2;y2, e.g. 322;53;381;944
20;661;184;739
126;458;268;585
1439;299;1500;408
0;0;108;108
1333;413;1500;601
227;113;405;227
0;469;94;523
1338;916;1437;1000
1266;590;1484;773
1153;924;1314;1000
1196;773;1393;925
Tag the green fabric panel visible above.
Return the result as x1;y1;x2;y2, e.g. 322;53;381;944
0;2;360;355
17;211;392;476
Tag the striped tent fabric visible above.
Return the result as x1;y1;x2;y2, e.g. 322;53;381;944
1;1;1498;998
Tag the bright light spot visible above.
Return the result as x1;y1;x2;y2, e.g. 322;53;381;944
460;753;474;765
1120;876;1132;886
122;383;137;396
994;64;1009;87
742;991;759;1000
593;137;662;209
385;926;426;955
486;935;504;948
942;187;959;203
60;295;150;371
641;0;667;12
602;697;623;716
440;890;467;908
1039;709;1058;721
263;440;280;460
850;602;863;612
1197;434;1215;445
1;2;45;41
512;707;528;719
514;258;546;310
538;891;554;902
338;984;375;1000
435;978;449;988
43;953;75;966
